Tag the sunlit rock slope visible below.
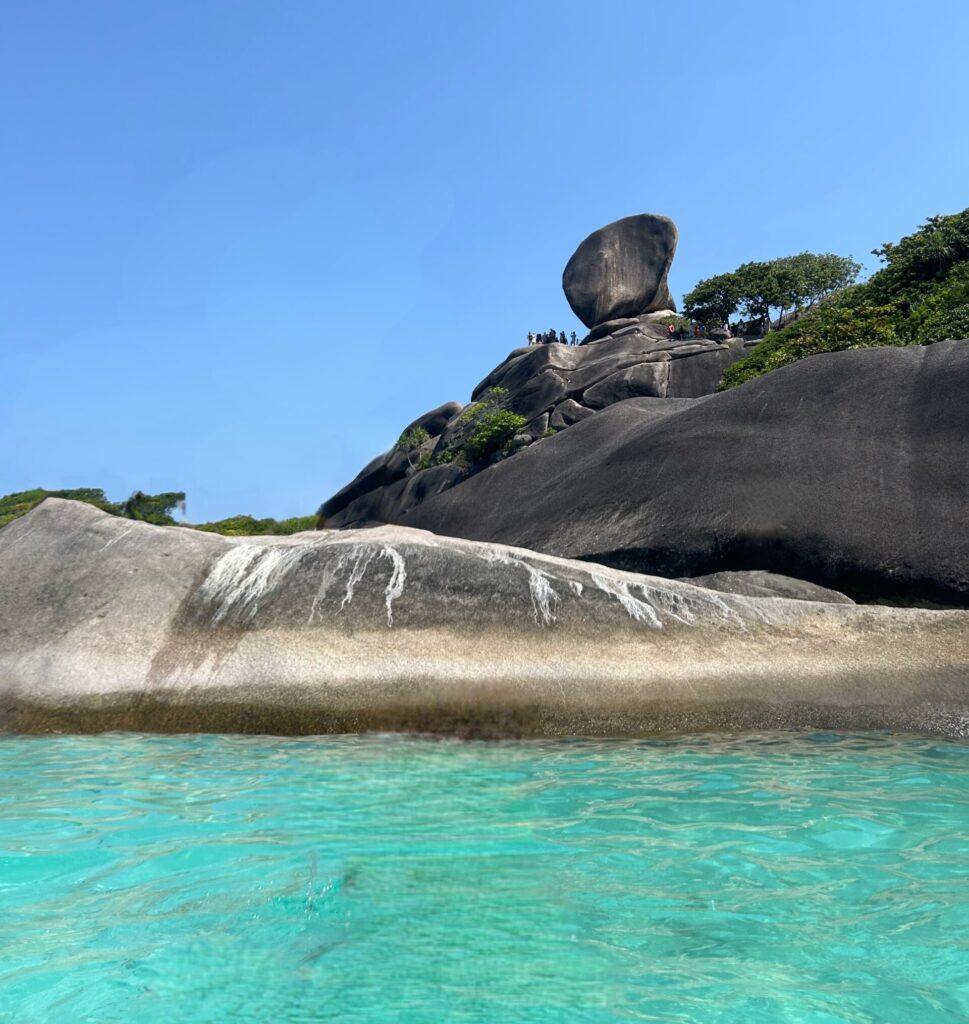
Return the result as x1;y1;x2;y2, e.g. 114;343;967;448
1;499;967;737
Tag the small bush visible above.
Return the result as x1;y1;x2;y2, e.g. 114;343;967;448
461;410;527;464
394;426;430;452
191;514;317;536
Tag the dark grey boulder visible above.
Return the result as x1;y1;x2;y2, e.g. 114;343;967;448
583;362;668;408
399;341;969;606
682;571;854;605
319;323;748;529
549;399;595;431
562;214;678;328
401;401;463;439
667;347;744;398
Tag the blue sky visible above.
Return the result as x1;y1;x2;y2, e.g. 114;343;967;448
2;0;967;522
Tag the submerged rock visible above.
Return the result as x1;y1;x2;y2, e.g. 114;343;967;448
1;498;967;737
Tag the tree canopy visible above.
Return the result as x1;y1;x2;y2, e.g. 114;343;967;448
683;252;861;330
719;207;969;389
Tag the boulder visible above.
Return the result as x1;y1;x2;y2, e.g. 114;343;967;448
562;214;678;329
400;341;969;607
549;399;595;431
583;362;668;408
400;401;464;439
2;498;967;738
319;322;749;528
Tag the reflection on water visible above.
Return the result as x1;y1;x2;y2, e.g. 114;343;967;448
0;731;967;1022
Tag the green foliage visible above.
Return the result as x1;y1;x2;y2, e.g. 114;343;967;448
541;428;557;438
719;206;969;389
0;487;183;529
461;409;527;464
683;272;741;327
116;490;186;525
394;426;430;452
433;448;456;465
191;514;316;536
684;253;861;330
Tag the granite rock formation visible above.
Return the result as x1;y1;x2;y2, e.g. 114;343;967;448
322;321;749;527
400;340;969;607
2;499;967;737
562;214;678;328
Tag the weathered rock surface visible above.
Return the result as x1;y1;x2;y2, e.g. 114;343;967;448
323;321;745;527
683;571;854;605
562;214;678;328
400;341;969;607
320;400;462;521
2;499;967;737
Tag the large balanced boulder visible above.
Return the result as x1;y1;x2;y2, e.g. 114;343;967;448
400;340;969;607
562;214;678;328
2;498;968;737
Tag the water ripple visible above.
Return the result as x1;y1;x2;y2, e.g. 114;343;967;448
0;732;967;1022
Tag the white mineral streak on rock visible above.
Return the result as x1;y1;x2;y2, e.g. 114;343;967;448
569;580;584;596
380;545;406;626
483;547;560;626
339;547;375;611
308;555;344;625
199;544;304;624
591;573;663;628
100;527;134;552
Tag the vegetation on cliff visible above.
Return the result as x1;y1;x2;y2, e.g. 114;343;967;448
719;208;969;389
0;488;313;535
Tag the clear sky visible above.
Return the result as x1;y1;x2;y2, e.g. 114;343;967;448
3;1;967;522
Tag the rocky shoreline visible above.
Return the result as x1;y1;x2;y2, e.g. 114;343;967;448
2;499;967;738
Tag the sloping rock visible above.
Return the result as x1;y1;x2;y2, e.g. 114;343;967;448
322;323;747;527
401;401;463;439
562;214;678;328
400;341;969;607
684;571;854;605
1;499;967;738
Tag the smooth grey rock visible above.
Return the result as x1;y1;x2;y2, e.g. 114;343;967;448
400;401;464;439
667;347;743;398
563;214;678;328
583;362;668;409
2;498;967;738
525;412;550;437
549;399;595;431
682;571;854;605
400;341;969;607
319;323;747;528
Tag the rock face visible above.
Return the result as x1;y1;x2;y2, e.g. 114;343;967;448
562;214;678;328
400;340;969;607
322;322;746;527
684;571;854;605
320;401;462;523
2;498;968;738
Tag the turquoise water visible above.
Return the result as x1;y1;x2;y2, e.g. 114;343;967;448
0;734;967;1023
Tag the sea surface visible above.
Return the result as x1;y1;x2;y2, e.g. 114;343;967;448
0;732;967;1023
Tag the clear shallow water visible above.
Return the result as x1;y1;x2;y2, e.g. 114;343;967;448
0;733;967;1024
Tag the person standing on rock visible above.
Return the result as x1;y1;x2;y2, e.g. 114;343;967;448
570;331;577;346
694;322;700;339
559;331;567;345
527;332;535;346
666;323;675;342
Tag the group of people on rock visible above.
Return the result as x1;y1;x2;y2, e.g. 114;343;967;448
527;329;579;346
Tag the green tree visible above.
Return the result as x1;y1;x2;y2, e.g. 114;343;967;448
682;272;740;327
